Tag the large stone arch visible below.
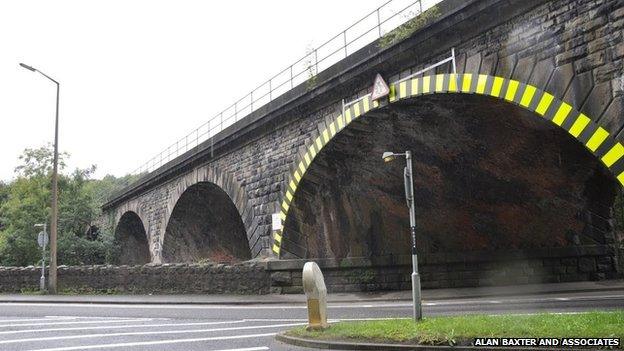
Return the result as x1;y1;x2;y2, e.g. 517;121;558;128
114;211;150;265
273;73;624;257
159;166;254;263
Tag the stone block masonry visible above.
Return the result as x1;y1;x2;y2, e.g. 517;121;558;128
0;245;618;294
0;262;270;294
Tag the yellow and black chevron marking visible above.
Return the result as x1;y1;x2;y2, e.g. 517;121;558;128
271;73;624;256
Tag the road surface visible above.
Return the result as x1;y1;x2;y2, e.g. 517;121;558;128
0;289;622;351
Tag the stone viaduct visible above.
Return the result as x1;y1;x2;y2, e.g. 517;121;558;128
103;0;624;289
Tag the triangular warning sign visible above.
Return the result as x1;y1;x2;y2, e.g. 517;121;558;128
371;73;390;101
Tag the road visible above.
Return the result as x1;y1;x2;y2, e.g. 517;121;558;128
0;290;622;351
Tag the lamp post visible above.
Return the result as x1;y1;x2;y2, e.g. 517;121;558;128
382;150;422;321
20;63;59;294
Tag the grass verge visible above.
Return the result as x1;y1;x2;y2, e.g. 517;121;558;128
287;311;624;347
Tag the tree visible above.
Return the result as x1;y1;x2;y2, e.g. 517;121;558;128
0;145;121;266
14;144;69;178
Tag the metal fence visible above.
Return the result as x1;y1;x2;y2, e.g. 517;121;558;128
106;0;442;203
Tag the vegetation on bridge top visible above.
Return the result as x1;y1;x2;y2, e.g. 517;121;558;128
379;5;441;49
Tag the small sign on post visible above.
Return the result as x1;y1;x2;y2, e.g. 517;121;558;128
371;73;390;101
37;231;48;248
271;213;283;231
34;223;47;292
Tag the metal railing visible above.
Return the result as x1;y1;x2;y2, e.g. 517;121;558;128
105;0;442;204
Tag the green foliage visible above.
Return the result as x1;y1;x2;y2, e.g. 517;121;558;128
0;145;126;267
14;143;69;178
304;45;318;91
378;6;441;49
289;311;624;346
85;173;145;205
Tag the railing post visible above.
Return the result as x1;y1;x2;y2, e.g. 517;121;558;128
377;8;382;38
220;112;224;131
290;65;294;89
315;49;318;75
269;79;272;100
251;91;254;112
234;102;238;122
343;31;348;57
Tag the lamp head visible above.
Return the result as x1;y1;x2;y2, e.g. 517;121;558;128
382;151;396;163
19;63;37;72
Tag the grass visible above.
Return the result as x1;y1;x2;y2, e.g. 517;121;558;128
287;311;624;347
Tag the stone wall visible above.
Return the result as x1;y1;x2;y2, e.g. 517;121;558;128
0;245;618;294
0;262;270;294
269;245;620;293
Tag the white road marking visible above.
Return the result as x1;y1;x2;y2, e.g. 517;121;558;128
0;322;306;344
0;317;76;323
0;319;247;335
243;318;308;322
556;297;570;301
0;293;620;311
0;318;153;328
26;333;276;351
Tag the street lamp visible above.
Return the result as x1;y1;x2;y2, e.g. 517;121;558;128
20;63;60;294
382;150;422;321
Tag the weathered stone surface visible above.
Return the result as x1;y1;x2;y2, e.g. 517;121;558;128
547;63;575;99
270;271;292;286
602;96;624;137
514;56;536;82
0;263;270;294
495;55;517;78
464;52;481;74
529;58;555;89
480;54;498;75
579;257;597;273
584;81;613;121
564;70;594;109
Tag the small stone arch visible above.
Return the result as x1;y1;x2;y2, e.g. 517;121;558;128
114;211;150;265
159;166;256;262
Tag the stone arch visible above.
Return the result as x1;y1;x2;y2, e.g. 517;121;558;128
272;73;624;257
114;211;150;265
160;167;254;263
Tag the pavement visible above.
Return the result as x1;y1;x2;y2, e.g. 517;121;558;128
0;280;621;351
1;279;622;305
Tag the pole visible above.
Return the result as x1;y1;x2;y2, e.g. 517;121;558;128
49;81;59;294
40;223;46;291
19;65;61;293
405;151;421;321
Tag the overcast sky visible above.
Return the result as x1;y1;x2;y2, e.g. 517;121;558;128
0;0;406;181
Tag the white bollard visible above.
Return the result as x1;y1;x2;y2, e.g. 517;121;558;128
302;261;329;330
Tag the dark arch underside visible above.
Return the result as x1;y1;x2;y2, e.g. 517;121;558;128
114;211;150;265
283;94;618;259
162;182;251;263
